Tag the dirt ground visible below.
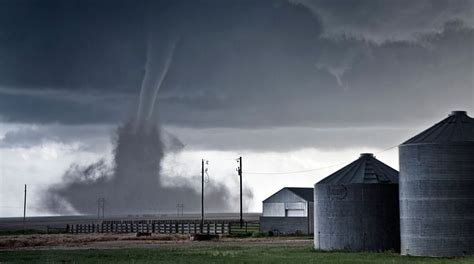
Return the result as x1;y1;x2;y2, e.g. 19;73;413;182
0;233;311;251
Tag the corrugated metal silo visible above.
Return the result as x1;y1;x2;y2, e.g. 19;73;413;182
314;153;400;251
399;111;474;257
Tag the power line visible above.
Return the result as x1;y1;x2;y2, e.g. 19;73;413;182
245;163;346;175
373;145;398;154
244;145;398;175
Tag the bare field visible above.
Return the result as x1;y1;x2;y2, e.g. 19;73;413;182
0;233;189;249
0;233;311;251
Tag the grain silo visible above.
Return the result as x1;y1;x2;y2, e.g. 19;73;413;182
314;153;399;251
399;111;474;257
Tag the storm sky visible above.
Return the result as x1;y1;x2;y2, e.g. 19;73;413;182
1;0;473;216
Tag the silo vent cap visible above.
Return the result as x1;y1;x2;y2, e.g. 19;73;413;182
316;153;398;184
449;111;467;116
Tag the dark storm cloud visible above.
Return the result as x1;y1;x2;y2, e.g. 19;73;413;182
0;124;112;150
0;0;148;123
166;125;420;152
0;123;184;153
291;0;474;41
0;0;147;91
0;0;473;127
0;90;133;124
158;21;473;128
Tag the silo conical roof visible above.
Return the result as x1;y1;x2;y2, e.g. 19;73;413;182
402;111;474;145
317;153;398;184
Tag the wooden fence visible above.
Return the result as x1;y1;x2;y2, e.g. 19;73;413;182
67;220;259;235
229;221;260;234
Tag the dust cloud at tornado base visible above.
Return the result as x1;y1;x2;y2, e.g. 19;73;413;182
42;37;247;216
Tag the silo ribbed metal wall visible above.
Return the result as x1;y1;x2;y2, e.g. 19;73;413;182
314;184;400;251
399;143;474;256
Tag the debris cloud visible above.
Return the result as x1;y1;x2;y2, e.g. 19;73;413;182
43;35;239;215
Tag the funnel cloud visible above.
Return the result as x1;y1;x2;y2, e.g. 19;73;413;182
42;33;239;215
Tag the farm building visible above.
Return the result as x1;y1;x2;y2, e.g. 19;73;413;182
399;111;474;257
314;153;400;251
260;187;314;234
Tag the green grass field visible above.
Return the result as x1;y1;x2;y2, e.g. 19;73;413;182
1;245;472;264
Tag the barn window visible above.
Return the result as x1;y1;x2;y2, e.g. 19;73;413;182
286;209;305;217
285;202;307;217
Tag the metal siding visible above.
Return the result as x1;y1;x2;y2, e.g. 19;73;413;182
399;143;474;257
285;202;305;209
314;184;400;251
263;189;309;217
261;188;314;234
263;202;307;217
308;202;314;234
263;203;285;217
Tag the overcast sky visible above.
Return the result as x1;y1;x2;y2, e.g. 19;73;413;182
1;0;473;216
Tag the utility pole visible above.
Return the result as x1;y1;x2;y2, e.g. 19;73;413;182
97;198;100;219
237;157;243;227
201;159;204;233
97;198;105;219
176;203;184;216
23;184;27;231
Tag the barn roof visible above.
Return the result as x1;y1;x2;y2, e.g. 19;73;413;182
285;187;314;202
316;153;399;185
263;187;314;202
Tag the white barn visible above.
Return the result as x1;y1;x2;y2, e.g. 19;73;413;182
260;187;314;234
